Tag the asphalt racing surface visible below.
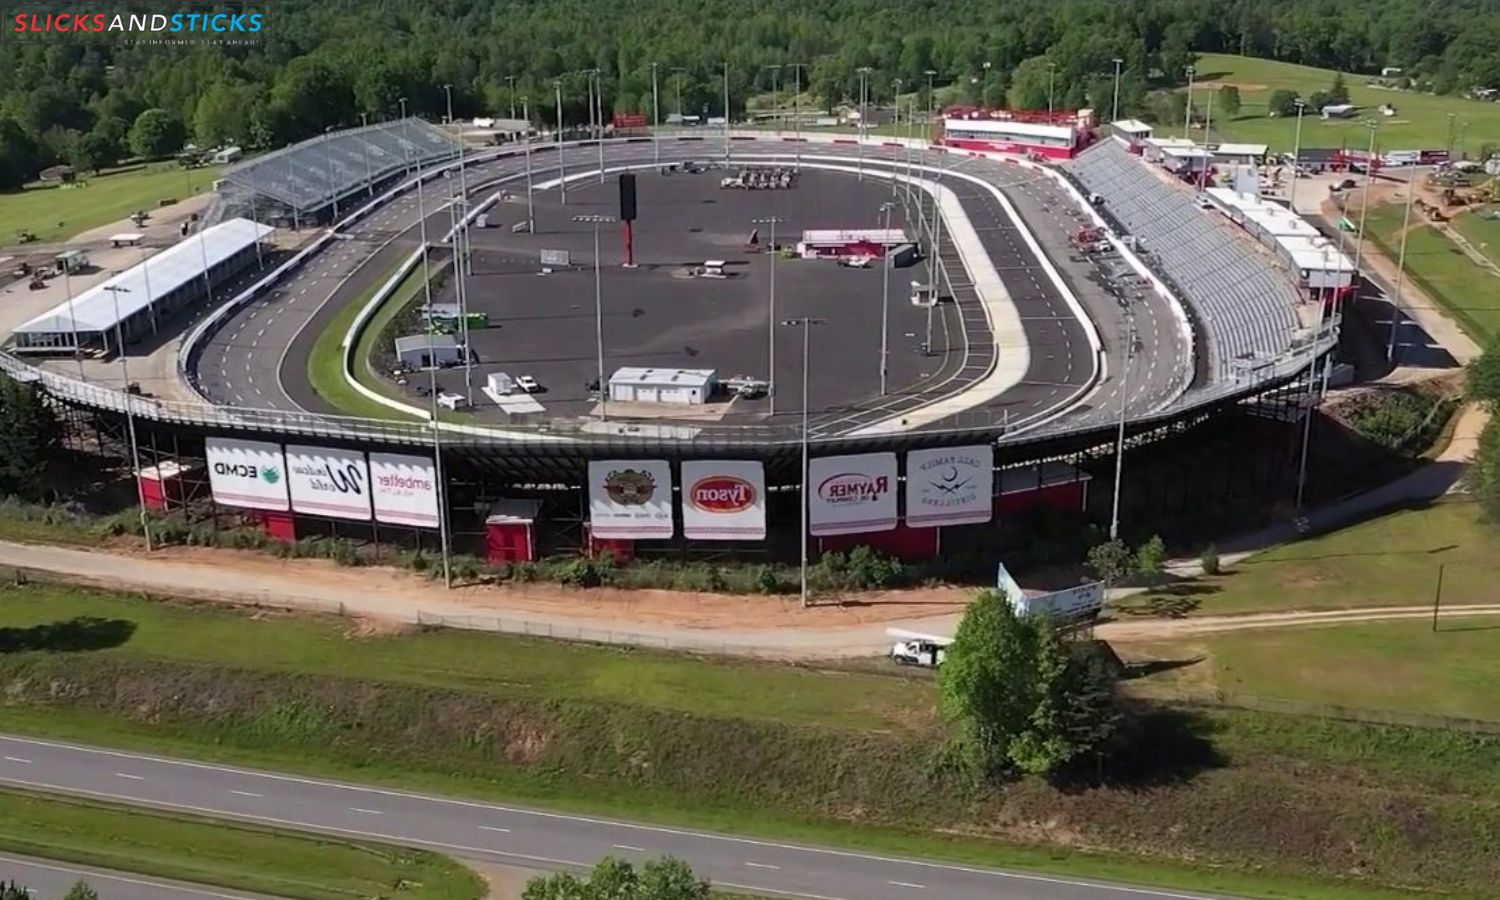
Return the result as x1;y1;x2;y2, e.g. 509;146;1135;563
190;139;1182;437
0;853;267;900
0;734;1222;900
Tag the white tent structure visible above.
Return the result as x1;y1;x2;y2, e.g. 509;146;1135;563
11;218;273;354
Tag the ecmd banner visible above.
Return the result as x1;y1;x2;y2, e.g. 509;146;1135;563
588;459;674;540
681;460;766;540
808;452;898;536
286;445;372;521
205;438;289;512
369;453;440;528
905;445;994;527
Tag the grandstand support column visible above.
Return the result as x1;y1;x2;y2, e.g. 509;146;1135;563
1288;100;1307;213
1111;59;1123;123
1387;174;1417;362
523;97;536;233
554;79;567;205
1109;314;1136;542
105;284;153;553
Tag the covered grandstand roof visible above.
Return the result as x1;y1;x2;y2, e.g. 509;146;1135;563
221;118;458;213
13;218;273;337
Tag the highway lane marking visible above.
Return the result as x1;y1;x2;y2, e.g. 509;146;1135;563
716;883;853;900
478;825;511;833
349;807;385;815
3;757;30;763
115;773;144;780
0;854;258;900
743;862;779;870
0;737;1213;899
230;790;262;797
611;844;646;852
888;881;926;889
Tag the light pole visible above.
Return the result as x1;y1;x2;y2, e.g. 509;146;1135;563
1387;172;1417;362
891;78;904;198
1350;119;1379;291
103;284;152;551
980;61;991;106
522;96;535;233
1287;99;1307;213
554;78;566;204
651;62;661;166
722;60;731;165
766;64;782;133
789;63;806;169
1183;65;1196;141
586;68;605;184
507;75;517;121
1047;61;1057;115
1111;58;1123;122
672;67;687;123
398;96;410;176
322;125;339;224
1296;244;1347;511
359;112;373;197
1446;112;1457;160
856;66;873;180
782;316;826;608
574;214;614;420
1108;314;1136;541
752;216;785;414
879;201;893;395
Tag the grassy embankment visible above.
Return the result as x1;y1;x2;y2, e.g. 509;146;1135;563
1188;53;1500;152
3;580;1500;899
305;259;432;421
0;163;220;244
1362;200;1500;340
0;787;483;900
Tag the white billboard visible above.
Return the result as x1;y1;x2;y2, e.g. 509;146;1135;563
905;445;994;528
681;461;766;541
588;460;674;540
206;438;290;512
808;452;898;536
369;453;441;528
286;445;372;521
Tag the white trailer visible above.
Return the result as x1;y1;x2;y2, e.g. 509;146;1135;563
886;628;951;668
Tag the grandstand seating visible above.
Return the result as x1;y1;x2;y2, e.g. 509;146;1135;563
1062;140;1301;380
221;118;458;215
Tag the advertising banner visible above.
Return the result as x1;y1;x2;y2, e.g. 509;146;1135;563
286;445;372;521
905;445;994;528
369;453;441;528
588;460;674;540
808;452;898;536
205;438;289;512
681;460;766;540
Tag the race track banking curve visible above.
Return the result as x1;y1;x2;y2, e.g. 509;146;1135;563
191;139;1188;437
0;734;1223;900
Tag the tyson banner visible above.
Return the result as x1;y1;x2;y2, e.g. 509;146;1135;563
205;438;289;512
905;445;994;527
588;460;674;540
369;453;441;528
681;461;766;540
286;445;372;521
808;452;898;536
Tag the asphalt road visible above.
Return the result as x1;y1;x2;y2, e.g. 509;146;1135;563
0;853;267;900
190;139;1163;435
0;734;1223;900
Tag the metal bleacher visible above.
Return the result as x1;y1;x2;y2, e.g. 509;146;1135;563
221;118;458;218
1063;139;1301;381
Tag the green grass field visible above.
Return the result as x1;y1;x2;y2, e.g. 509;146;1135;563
1450;206;1500;268
1189;54;1500;153
0;163;220;244
1362;202;1500;339
0;787;482;900
305;260;427;421
0;583;933;732
1120;500;1499;618
1126;616;1500;723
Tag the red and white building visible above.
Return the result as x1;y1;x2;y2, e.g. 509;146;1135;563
939;107;1093;160
796;228;908;259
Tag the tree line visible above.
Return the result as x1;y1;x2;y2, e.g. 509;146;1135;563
2;0;1499;188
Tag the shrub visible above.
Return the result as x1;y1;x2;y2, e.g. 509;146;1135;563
1200;544;1221;576
557;556;609;588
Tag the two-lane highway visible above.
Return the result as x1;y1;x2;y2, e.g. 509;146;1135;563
0;855;267;900
0;734;1221;900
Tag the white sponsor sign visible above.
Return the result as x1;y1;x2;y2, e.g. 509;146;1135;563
205;438;289;512
369;453;441;528
540;248;571;266
905;445;994;527
588;460;674;540
808;452;898;536
681;460;766;540
286;445;372;521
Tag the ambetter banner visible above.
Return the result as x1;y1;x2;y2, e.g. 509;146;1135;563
808;452;898;536
588;460;674;540
905;445;994;527
681;460;766;540
369;453;440;528
286;445;372;521
205;438;290;512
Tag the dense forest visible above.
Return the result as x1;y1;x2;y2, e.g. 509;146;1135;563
2;0;1500;187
